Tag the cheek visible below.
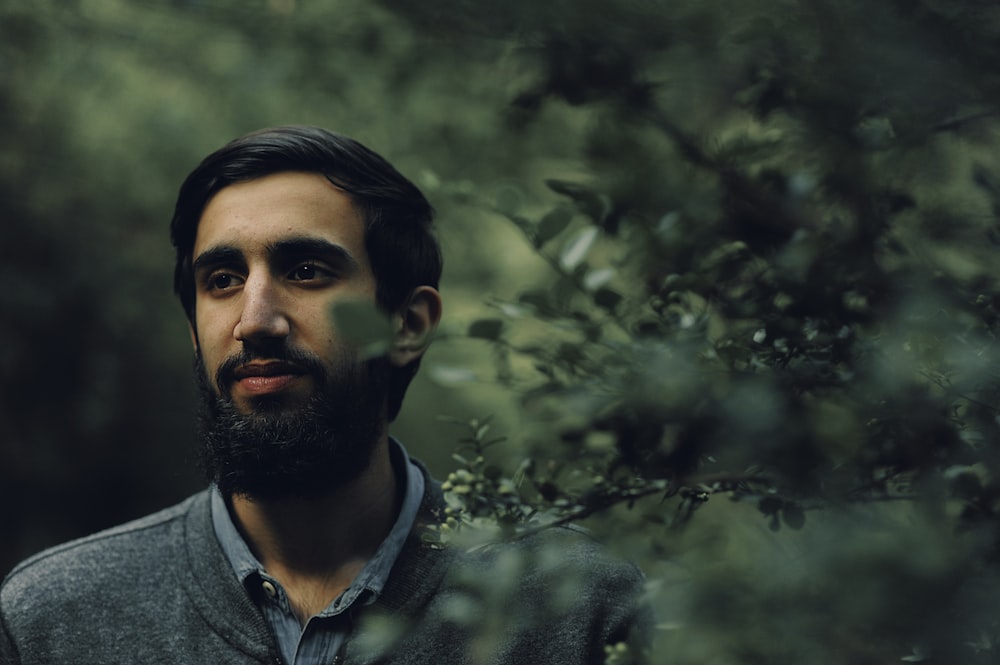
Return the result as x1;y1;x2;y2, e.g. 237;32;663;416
192;323;228;379
195;300;236;345
299;304;338;341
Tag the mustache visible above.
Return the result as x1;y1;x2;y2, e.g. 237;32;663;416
214;345;328;398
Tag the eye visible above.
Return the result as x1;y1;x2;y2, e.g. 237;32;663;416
288;262;333;282
206;271;243;293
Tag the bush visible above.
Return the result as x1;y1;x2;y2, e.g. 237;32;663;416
422;1;1000;661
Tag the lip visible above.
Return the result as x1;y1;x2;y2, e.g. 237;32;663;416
230;361;307;397
232;361;305;379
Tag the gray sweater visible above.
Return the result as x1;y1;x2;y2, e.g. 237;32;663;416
0;475;646;664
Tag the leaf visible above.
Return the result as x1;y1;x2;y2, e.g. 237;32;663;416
330;299;393;358
556;342;584;364
483;465;503;480
757;496;783;515
428;365;478;386
583;267;615;291
593;287;623;311
535;206;573;247
545;179;613;224
537;481;560;501
518;289;553;314
559;226;599;271
853;116;894;149
655;212;681;243
900;647;930;662
781;503;806;530
468;318;504;340
495;184;523;215
768;514;781;532
497;302;530;318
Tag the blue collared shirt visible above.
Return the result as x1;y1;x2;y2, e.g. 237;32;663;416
211;438;425;665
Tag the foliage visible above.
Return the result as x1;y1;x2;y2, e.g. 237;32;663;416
415;1;1000;662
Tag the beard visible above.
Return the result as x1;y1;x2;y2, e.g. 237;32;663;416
194;342;388;502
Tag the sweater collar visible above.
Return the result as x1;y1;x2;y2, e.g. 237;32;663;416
208;437;426;609
180;455;450;661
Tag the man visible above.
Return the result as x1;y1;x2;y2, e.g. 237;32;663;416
0;126;646;664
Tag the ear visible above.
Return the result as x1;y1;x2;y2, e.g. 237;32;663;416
188;323;199;352
389;286;442;368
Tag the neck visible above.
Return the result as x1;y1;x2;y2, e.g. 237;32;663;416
228;435;400;619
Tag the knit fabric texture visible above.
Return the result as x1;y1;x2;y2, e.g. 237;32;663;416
0;468;647;664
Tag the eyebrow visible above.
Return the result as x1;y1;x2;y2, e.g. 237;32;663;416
193;246;244;275
192;236;361;275
267;237;360;273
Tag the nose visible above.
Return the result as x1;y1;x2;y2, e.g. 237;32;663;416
233;274;291;343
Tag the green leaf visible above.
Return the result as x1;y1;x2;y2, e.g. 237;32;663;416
768;514;781;532
757;496;783;516
593;287;623;311
545;179;613;223
556;342;584;364
330;299;393;358
782;503;806;530
468;318;504;340
483;465;503;480
428;365;478;386
853;116;895;149
518;290;552;313
559;226;599;271
495;184;523;215
582;267;615;291
535;206;573;246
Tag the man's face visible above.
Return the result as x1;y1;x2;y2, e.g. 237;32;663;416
190;171;387;499
192;171;377;411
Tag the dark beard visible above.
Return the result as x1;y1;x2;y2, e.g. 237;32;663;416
194;345;388;501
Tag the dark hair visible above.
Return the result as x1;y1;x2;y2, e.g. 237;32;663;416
170;125;442;421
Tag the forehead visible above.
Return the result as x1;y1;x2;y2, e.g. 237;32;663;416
193;171;367;261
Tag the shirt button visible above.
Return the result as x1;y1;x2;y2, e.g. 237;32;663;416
261;580;278;599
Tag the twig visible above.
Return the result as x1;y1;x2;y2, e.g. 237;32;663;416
931;111;1000;133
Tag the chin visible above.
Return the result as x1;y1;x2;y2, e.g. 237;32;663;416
240;393;307;414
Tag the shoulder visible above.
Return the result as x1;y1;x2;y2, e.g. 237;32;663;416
0;489;275;664
1;491;207;613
